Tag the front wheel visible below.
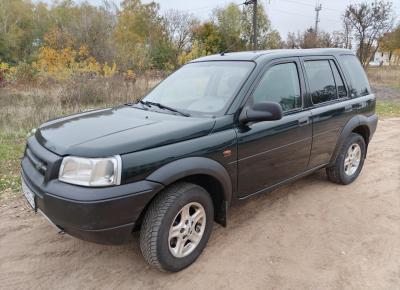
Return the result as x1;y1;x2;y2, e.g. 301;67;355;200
326;133;366;185
139;182;214;272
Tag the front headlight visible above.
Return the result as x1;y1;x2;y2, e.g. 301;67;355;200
59;156;122;187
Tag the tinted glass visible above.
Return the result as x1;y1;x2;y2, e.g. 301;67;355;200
330;60;347;98
252;62;301;112
304;60;337;104
339;55;371;97
144;61;254;115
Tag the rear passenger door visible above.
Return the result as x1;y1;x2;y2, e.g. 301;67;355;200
302;56;356;168
237;58;312;197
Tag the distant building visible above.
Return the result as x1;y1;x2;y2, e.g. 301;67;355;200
369;51;391;66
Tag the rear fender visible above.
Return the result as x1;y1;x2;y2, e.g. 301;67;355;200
329;114;378;164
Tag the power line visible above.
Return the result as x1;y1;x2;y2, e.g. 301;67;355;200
270;7;342;24
279;0;342;12
181;1;247;13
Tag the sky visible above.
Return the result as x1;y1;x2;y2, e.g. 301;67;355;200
46;0;400;37
142;0;399;37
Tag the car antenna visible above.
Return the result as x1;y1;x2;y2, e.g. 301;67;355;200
220;39;243;56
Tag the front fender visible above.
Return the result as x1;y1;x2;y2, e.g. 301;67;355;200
146;157;233;205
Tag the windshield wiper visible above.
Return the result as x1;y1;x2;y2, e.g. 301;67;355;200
139;100;190;117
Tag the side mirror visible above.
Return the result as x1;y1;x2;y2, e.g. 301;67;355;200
239;101;283;125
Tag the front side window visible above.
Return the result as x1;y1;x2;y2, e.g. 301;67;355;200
304;60;337;104
251;62;301;112
143;61;255;116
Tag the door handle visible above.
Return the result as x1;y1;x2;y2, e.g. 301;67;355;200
345;105;352;112
298;117;309;126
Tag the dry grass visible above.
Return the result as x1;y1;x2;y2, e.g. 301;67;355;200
0;73;162;197
0;74;161;133
367;66;400;89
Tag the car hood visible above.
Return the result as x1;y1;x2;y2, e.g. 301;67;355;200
35;106;216;157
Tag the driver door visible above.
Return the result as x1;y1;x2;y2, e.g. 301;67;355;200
236;58;312;198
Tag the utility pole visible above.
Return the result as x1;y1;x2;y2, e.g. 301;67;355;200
244;0;258;50
314;2;322;35
252;0;258;50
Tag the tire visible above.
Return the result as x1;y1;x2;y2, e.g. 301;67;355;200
326;133;366;185
139;182;214;272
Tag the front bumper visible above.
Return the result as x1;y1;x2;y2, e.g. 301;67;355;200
21;138;163;245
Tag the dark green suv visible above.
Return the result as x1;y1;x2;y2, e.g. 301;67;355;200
21;49;377;272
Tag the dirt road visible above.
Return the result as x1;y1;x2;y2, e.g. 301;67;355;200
1;118;399;290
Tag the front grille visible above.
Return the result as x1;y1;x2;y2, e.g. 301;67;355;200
26;147;47;175
22;137;62;182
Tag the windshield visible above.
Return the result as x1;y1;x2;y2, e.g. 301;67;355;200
142;61;255;116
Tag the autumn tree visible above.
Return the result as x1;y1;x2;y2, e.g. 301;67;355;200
379;25;400;65
113;0;166;71
192;22;224;55
162;9;198;66
344;1;393;66
241;3;279;50
0;0;36;63
64;2;116;64
211;3;282;51
213;4;244;51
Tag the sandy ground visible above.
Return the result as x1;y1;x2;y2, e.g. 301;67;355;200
0;118;399;290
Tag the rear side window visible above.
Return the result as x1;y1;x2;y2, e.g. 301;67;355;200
339;55;371;97
252;62;301;112
304;60;337;104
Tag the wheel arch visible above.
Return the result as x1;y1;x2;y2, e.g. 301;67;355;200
142;157;232;227
330;115;373;164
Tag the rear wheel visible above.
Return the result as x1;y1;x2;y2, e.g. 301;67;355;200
326;133;366;185
139;182;214;272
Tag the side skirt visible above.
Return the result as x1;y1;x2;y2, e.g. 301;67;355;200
237;163;328;201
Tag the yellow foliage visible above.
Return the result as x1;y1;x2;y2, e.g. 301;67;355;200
103;62;117;77
0;62;9;72
0;62;16;80
78;45;89;57
124;69;136;80
36;45;102;80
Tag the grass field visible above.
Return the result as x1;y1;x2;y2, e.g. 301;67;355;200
367;66;400;88
0;67;399;198
0;75;160;197
0;132;26;196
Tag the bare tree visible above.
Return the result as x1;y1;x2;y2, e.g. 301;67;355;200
163;9;198;53
284;32;299;49
344;1;392;66
300;28;318;48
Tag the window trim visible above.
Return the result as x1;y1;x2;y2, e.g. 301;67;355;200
241;57;306;116
330;57;351;99
329;60;348;99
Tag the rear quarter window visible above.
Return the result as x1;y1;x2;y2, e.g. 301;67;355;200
338;55;371;97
